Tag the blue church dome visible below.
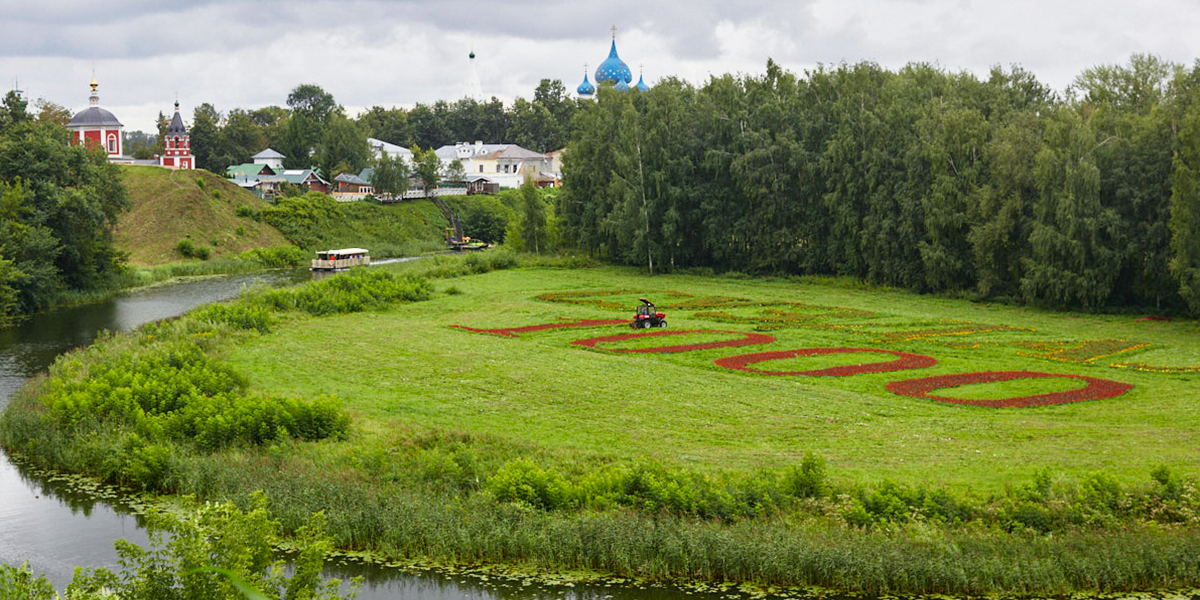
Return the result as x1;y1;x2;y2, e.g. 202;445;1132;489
635;74;649;92
614;78;630;92
595;40;633;85
577;72;596;96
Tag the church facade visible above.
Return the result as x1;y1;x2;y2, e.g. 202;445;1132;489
66;78;124;157
159;101;194;170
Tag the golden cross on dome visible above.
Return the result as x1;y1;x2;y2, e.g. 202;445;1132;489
611;25;617;39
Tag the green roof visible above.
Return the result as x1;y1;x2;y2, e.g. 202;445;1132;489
226;163;269;179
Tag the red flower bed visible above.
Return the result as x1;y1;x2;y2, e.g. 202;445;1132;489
570;330;776;353
886;371;1134;408
715;348;936;377
451;318;627;338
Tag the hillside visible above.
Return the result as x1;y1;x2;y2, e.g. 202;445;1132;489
115;166;289;266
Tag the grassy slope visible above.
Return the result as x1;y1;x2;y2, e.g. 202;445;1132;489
115;166;288;266
225;266;1200;493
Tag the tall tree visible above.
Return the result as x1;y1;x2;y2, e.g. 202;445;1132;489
357;106;410;146
316;113;370;180
33;98;71;126
370;152;411;200
0;120;128;306
518;176;547;253
1169;62;1200;315
0;91;30;135
188;103;225;172
223;108;264;167
282;84;338;167
1020;107;1123;309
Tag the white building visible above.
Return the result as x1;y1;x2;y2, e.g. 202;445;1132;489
252;148;285;171
433;142;552;189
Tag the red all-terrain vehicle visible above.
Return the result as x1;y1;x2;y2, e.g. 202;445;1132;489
631;298;667;329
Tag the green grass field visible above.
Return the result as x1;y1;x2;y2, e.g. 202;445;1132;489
225;266;1200;493
9;258;1200;593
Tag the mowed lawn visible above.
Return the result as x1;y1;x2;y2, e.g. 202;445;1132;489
225;266;1200;492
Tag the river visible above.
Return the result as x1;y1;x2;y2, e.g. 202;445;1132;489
0;271;740;600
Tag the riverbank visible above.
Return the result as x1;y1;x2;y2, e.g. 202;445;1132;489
4;254;1199;596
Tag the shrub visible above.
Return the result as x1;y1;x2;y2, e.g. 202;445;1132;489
487;457;569;510
176;238;196;258
194;246;211;260
786;451;828;498
239;245;308;268
0;563;54;600
65;495;355;600
1152;464;1183;499
37;341;348;455
192;301;274;333
257;269;432;316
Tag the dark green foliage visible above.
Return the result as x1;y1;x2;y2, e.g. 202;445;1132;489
355;82;574;151
0;118;128;315
37;341;347;454
443;194;511;243
316;113;370;181
518;177;547;253
259;191;444;256
176;238;196;257
785;451;827;498
237;245;307;268
257;268;432;316
561;56;1200;315
1169;62;1200;314
369;151;410;201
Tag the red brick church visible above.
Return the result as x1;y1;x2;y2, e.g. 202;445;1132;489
159;100;194;170
66;78;123;156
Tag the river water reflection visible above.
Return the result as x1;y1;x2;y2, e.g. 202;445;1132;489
0;271;744;600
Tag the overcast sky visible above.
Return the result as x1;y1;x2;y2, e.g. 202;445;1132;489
3;0;1200;133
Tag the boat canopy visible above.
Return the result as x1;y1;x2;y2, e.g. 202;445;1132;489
316;248;369;259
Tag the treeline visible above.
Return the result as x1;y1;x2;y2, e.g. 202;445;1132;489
183;79;581;176
0;91;128;324
560;55;1200;315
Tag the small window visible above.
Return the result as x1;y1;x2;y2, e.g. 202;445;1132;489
107;134;116;153
478;165;483;173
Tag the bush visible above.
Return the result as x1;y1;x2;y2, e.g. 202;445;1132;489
192;301;274;333
176;238;196;258
239;245;308;268
65;495;355;600
488;457;569;510
257;269;432;316
38;341;348;455
0;563;54;600
785;451;827;498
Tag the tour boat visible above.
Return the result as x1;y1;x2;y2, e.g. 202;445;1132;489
310;248;370;271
